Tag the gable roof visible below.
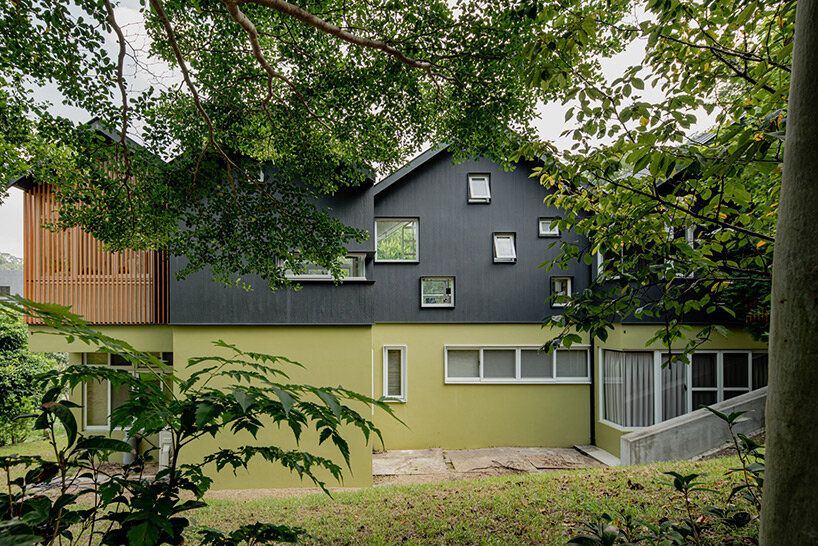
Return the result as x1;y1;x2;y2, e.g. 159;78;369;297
374;145;449;197
5;117;144;191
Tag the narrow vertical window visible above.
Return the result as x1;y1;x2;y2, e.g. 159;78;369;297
383;346;407;402
467;174;491;203
550;277;572;307
493;233;516;263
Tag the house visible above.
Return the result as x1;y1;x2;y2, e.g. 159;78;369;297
10;138;768;489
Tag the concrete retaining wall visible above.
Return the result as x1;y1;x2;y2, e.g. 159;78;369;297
620;387;767;465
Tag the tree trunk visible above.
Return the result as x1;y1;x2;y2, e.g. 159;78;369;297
761;1;818;543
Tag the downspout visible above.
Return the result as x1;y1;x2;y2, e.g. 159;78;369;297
589;338;596;446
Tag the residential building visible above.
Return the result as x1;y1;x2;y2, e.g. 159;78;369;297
10;139;767;489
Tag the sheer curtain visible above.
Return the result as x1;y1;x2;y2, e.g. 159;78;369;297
604;351;654;427
661;354;687;420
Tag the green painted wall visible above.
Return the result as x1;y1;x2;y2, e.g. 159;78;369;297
170;326;375;490
28;326;173;353
594;325;768;457
372;324;592;450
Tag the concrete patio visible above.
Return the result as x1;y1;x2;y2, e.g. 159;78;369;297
372;447;603;486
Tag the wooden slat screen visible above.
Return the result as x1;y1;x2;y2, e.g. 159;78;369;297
23;184;169;325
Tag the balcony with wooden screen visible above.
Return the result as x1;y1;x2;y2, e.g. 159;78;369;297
23;184;169;325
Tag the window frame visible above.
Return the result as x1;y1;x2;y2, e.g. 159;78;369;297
550;276;573;307
382;345;407;403
282;253;367;281
467;173;491;203
374;218;420;263
82;352;173;431
492;232;517;263
444;345;591;385
420;276;455;308
538;217;560;237
599;349;767;431
665;225;696;278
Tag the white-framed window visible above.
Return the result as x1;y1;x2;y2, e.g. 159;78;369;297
601;349;768;430
551;276;572;307
665;225;696;278
283;254;366;280
375;218;419;262
467;174;491;203
493;233;516;263
420;277;454;308
538;217;560;237
82;352;173;431
383;346;407;402
445;346;590;384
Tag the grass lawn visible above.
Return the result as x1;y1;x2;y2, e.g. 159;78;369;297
191;456;757;545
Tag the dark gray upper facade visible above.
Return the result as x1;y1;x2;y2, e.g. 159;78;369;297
168;149;590;325
372;150;589;323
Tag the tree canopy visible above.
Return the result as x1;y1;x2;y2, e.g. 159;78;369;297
522;0;792;350
1;0;541;286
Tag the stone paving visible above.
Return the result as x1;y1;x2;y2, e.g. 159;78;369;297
372;446;602;487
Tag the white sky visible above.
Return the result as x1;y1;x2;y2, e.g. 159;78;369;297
0;10;717;258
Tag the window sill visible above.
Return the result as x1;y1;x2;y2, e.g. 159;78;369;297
375;260;420;264
383;397;406;403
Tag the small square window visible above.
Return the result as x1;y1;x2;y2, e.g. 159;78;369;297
468;174;491;203
420;277;454;307
538;218;560;237
551;276;572;307
493;233;516;263
0;286;10;296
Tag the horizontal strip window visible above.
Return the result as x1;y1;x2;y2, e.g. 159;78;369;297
445;346;590;384
282;254;366;281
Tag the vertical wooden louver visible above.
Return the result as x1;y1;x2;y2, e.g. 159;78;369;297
23;184;169;325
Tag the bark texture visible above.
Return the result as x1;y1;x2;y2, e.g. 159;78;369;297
761;1;818;543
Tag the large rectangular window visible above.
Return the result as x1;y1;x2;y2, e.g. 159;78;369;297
420;277;454;307
383;346;407;402
445;346;589;384
375;219;419;261
602;350;768;429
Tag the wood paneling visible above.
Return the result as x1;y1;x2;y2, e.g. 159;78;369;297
23;184;168;325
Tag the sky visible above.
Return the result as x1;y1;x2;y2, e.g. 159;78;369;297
0;9;715;259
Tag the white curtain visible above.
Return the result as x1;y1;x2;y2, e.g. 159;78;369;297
604;351;654;427
661;355;687;420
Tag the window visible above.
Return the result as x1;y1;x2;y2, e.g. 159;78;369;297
666;225;696;278
82;352;173;431
383;346;407;402
551;277;572;307
420;277;454;307
602;350;768;429
493;233;516;263
538;218;560;237
467;174;491;203
283;254;366;280
0;286;10;296
445;346;589;384
375;219;419;261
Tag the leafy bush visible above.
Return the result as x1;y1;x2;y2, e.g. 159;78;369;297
0;309;60;445
0;297;396;545
569;409;764;545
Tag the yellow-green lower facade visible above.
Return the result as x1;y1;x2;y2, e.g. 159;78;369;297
29;322;766;489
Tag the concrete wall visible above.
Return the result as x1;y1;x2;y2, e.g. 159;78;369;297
372;323;592;450
0;268;23;296
620;387;766;465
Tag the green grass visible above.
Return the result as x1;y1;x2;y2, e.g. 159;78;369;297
191;456;757;545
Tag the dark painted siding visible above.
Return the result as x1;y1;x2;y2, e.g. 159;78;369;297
373;152;590;323
169;183;375;325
